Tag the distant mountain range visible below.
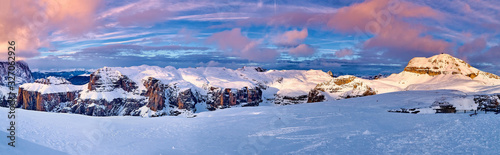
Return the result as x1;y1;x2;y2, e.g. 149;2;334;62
1;54;499;117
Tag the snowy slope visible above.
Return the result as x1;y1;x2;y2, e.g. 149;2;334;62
315;75;377;100
365;54;500;94
19;76;83;94
107;65;333;100
2;90;500;154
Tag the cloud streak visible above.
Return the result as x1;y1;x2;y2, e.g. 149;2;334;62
0;0;102;59
207;28;278;62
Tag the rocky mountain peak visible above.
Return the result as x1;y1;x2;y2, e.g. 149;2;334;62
0;61;34;86
312;75;376;100
88;67;137;92
403;53;499;79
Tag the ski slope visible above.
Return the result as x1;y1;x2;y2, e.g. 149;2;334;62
1;90;500;154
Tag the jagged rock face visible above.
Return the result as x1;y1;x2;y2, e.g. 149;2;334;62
0;61;34;86
170;89;198;111
143;77;203;112
72;98;146;116
88;67;137;92
143;77;166;111
403;54;500;79
10;66;272;116
73;68;144;116
18;87;79;112
207;87;262;110
308;75;376;102
16;76;80;111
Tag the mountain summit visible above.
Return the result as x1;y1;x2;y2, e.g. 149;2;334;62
403;53;499;80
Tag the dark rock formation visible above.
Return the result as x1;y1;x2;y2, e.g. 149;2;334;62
207;87;262;110
307;89;325;103
255;67;267;72
273;95;308;105
18;89;79;112
71;98;146;116
143;77;166;111
0;61;34;86
87;67;137;92
12;67;267;116
170;89;199;111
17;77;80;112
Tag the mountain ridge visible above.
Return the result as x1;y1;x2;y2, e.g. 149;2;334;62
3;54;500;117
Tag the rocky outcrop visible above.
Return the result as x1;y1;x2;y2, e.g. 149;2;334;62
0;61;34;108
274;95;308;105
72;68;145;116
17;77;80;112
12;66;272;116
307;75;376;102
207;87;262;110
0;61;34;86
143;77;166;111
307;89;325;103
71;98;146;116
18;89;78;112
170;89;199;111
88;67;137;92
403;54;500;80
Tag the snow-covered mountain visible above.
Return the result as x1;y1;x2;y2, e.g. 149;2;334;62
372;54;500;92
7;53;500;117
15;66;333;116
312;75;377;101
308;54;500;102
0;61;34;86
0;61;34;107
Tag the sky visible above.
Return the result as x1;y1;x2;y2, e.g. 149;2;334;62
1;0;500;75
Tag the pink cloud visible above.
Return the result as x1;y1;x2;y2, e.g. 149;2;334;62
229;11;327;29
335;49;354;58
231;0;450;59
116;8;172;27
363;21;452;55
207;28;278;62
289;44;315;57
458;37;487;56
274;28;308;47
324;0;450;57
175;28;199;43
327;0;440;33
0;0;102;60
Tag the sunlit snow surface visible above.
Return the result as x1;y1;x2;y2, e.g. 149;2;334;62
2;90;500;154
